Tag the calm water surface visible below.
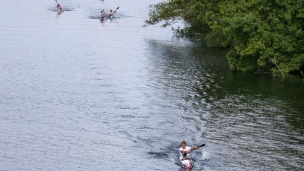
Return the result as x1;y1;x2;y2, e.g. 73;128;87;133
0;0;303;170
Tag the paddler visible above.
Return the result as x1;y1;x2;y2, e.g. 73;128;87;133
179;141;198;161
57;4;62;12
109;9;115;19
100;10;105;20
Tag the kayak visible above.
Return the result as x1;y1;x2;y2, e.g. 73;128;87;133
179;144;205;170
180;158;194;171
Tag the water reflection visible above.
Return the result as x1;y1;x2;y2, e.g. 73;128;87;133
146;39;304;170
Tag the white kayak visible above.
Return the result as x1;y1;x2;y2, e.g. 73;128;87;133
180;158;194;171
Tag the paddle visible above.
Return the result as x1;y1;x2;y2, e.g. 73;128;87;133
181;144;206;163
183;144;205;155
114;7;119;13
197;144;206;148
188;144;205;152
183;144;206;157
55;0;58;4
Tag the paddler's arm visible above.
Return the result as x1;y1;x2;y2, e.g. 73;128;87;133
180;149;189;153
190;146;198;151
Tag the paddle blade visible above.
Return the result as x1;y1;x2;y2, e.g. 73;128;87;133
198;144;205;148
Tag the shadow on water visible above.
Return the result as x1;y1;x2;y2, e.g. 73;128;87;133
147;151;169;159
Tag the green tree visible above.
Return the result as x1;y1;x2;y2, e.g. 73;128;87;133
208;0;304;75
144;0;212;37
145;0;304;76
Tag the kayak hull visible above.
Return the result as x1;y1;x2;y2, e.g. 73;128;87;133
180;159;194;171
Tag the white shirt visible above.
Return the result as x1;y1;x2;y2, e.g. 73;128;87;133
179;146;191;160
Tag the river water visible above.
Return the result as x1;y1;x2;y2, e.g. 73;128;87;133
0;0;303;170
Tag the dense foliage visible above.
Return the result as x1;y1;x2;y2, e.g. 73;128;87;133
145;0;304;76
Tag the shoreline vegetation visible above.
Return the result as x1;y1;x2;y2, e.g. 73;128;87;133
144;0;304;78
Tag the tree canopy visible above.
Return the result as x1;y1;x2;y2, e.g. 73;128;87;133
145;0;304;76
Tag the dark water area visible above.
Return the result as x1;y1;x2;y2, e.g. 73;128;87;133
0;0;303;170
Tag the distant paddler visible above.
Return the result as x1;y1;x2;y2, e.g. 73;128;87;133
57;4;62;12
100;10;106;20
109;7;119;19
55;0;62;12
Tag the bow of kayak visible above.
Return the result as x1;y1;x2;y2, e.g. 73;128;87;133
180;158;194;171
